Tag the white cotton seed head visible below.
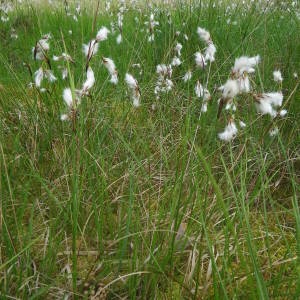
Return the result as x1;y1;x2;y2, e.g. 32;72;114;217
261;92;283;107
195;52;206;69
156;64;165;74
102;57;116;75
248;55;260;65
62;68;68;80
160;79;172;92
45;70;57;83
201;102;208;112
33;37;50;60
273;70;283;83
255;99;276;118
171;56;181;66
183;71;192;82
60;114;69;121
148;34;155;42
132;63;141;68
225;101;236;111
133;94;140;107
197;27;211;43
116;34;122;44
218;120;238;142
83;43;90;57
62;52;73;62
110;73;118;85
222;79;240;99
237;75;251;93
125;73;138;90
154;85;160;95
34;67;44;87
156;64;169;76
232;55;260;75
239;120;246;128
63;88;73;107
269;127;279;136
195;81;204;98
38;38;50;52
203;89;211;101
175;43;182;56
279;109;287;117
96;26;110;42
165;79;173;91
82;67;95;91
83;40;99;59
204;43;216;62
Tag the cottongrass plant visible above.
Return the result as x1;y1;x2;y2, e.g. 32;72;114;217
83;26;110;66
26;6;293;143
145;13;159;42
217;54;288;141
102;57;118;84
125;73;141;107
31;33;57;91
60;67;95;121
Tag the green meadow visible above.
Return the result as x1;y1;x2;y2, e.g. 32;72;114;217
0;0;299;299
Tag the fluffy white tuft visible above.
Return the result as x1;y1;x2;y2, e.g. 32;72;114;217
125;73;138;90
110;73;118;85
195;52;206;69
34;67;44;87
102;57;116;75
82;67;95;91
269;127;279;137
96;26;110;42
197;27;211;43
116;34;122;44
201;102;208;112
237;75;251;93
255;99;276;117
261;92;283;107
45;70;57;83
232;55;260;75
174;43;183;56
195;81;204;98
218;120;238;141
204;43;216;62
221;79;240;99
133;94;140;107
82;40;99;59
183;71;192;82
63;88;73;107
239;120;246;128
273;70;283;83
279;109;287;117
60;114;69;121
171;56;181;66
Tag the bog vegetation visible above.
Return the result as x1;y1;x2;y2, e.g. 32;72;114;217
0;0;299;299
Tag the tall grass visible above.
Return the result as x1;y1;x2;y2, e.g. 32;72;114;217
0;0;299;298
